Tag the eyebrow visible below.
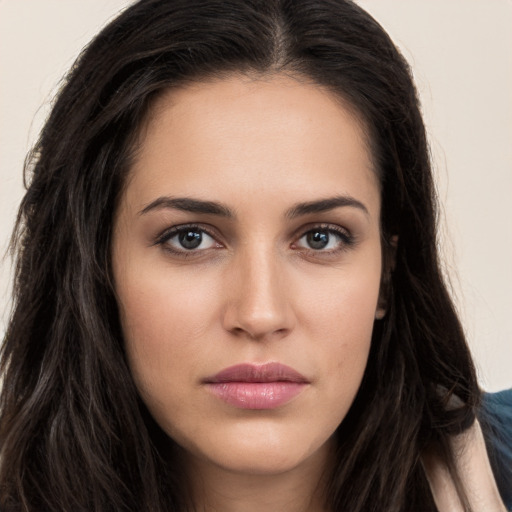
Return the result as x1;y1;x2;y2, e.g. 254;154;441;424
139;194;369;218
285;195;369;219
139;197;234;217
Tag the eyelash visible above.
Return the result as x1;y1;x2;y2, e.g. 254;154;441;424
154;224;220;257
154;223;355;258
293;224;355;255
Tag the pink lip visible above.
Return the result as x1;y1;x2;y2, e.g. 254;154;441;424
204;363;309;410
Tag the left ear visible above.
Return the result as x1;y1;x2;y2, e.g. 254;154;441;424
375;235;398;320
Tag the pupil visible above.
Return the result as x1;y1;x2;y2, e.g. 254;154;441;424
307;231;329;249
179;230;202;249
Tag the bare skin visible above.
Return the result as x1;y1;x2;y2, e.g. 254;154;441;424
112;74;506;511
183;441;332;512
113;74;381;511
424;420;507;512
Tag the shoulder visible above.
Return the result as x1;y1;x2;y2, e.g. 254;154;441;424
480;389;512;511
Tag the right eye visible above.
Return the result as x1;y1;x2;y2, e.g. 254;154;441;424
157;225;221;255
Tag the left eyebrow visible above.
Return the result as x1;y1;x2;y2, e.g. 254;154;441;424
285;195;369;219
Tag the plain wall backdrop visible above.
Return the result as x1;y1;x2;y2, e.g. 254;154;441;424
0;1;511;391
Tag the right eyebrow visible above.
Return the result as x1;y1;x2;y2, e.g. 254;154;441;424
139;196;235;218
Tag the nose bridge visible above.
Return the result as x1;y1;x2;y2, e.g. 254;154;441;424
223;239;293;339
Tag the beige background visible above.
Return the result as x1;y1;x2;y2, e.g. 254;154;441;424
1;1;511;391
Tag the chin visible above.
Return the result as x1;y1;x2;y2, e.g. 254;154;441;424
178;419;336;477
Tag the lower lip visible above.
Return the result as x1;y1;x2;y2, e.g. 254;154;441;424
206;382;306;409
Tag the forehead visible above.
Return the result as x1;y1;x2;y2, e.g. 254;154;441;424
126;74;379;218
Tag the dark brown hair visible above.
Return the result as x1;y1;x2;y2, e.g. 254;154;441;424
0;1;479;510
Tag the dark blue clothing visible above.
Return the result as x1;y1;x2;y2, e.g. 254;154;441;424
480;388;512;511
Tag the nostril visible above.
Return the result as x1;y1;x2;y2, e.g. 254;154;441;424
227;324;291;341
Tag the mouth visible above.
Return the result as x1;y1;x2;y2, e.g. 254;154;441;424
203;362;309;410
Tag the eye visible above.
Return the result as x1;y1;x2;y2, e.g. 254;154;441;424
294;227;353;252
157;225;220;254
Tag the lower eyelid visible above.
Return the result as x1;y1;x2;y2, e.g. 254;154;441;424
296;226;352;244
155;225;228;259
155;224;354;254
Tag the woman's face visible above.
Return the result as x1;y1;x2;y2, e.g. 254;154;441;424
112;75;383;477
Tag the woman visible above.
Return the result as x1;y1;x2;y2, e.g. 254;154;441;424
0;1;509;510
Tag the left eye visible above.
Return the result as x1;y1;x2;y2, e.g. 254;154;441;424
162;227;218;251
295;228;348;251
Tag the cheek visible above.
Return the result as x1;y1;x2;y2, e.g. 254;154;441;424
298;252;381;340
115;266;219;396
114;233;382;449
297;260;380;407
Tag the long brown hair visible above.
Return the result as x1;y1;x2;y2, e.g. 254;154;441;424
0;1;479;510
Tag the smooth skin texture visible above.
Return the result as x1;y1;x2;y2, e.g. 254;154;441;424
425;420;507;512
112;74;384;512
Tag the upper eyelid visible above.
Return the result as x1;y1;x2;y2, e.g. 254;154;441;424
157;221;350;235
291;222;352;240
294;226;353;246
154;225;221;257
156;223;220;244
154;222;353;249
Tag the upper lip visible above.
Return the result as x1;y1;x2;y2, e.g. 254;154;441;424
204;362;309;383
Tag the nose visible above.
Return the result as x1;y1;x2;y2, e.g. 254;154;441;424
221;247;295;341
